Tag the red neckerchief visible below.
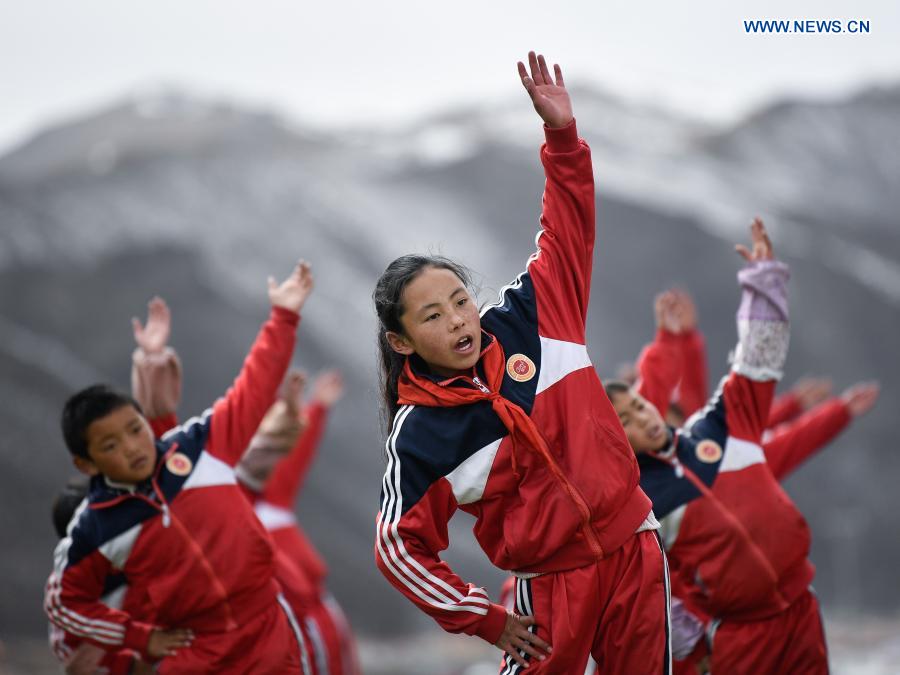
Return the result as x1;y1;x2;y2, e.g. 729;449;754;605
397;332;554;481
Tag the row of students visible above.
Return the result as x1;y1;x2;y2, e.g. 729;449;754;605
45;263;316;673
128;297;361;675
618;287;877;674
44;49;877;674
47;282;364;673
368;51;876;674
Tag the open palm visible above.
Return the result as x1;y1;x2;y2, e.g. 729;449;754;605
132;296;171;354
517;51;573;129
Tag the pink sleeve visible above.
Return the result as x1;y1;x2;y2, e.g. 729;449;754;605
131;347;182;420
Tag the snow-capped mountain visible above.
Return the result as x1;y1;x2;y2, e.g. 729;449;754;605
1;84;897;638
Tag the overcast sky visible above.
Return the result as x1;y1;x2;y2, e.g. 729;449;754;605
1;0;898;152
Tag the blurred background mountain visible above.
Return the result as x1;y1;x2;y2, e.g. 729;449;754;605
0;83;898;667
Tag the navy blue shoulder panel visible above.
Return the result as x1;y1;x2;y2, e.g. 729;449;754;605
675;435;725;488
385;403;507;517
481;272;541;414
638;453;702;520
684;379;729;448
67;495;158;568
155;412;212;502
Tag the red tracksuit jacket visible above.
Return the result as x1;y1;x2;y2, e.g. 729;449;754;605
254;401;330;588
44;306;299;659
636;261;818;621
374;121;654;644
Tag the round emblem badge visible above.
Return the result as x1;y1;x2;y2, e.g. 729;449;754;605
506;354;536;383
695;440;723;464
166;452;193;477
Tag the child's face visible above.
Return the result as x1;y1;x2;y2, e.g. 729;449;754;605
74;405;157;484
388;266;482;378
609;389;669;454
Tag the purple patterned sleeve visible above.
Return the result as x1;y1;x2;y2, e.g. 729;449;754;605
732;260;790;381
671;598;705;660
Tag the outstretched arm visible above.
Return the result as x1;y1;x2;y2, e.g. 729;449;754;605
509;52;596;343
671;290;709;418
636;290;686;414
175;260;312;466
236;371;306;493
130;296;181;437
764;382;879;480
767;377;832;428
688;219;790;448
262;370;343;507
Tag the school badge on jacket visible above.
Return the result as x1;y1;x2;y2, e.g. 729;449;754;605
695;439;723;464
166;452;193;476
506;354;536;382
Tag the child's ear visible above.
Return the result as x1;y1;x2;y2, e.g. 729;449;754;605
386;331;415;356
72;455;100;477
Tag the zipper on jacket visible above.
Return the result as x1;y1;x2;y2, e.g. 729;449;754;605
472;376;490;394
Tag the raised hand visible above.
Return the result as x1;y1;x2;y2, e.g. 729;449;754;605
494;610;552;668
312;370;345;408
841;381;880;417
146;627;193;659
735;217;774;263
282;370;307;418
268;260;314;313
132;296;171;354
654;290;683;334
792;377;833;410
672;289;699;332
517;51;573;129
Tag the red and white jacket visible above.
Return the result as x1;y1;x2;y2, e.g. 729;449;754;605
375;121;654;644
44;307;299;659
254;401;330;589
636;260;815;621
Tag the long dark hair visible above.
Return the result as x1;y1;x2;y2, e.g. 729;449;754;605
373;254;473;434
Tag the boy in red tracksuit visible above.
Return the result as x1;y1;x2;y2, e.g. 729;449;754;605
372;52;669;674
45;261;313;674
252;371;362;675
606;219;829;674
129;298;321;674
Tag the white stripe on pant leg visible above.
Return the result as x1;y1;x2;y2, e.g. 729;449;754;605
499;579;518;675
277;593;312;675
655;533;673;675
305;616;330;675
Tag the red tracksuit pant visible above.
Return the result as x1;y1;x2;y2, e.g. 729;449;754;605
502;529;671;674
709;589;828;675
157;597;307;674
304;592;360;675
